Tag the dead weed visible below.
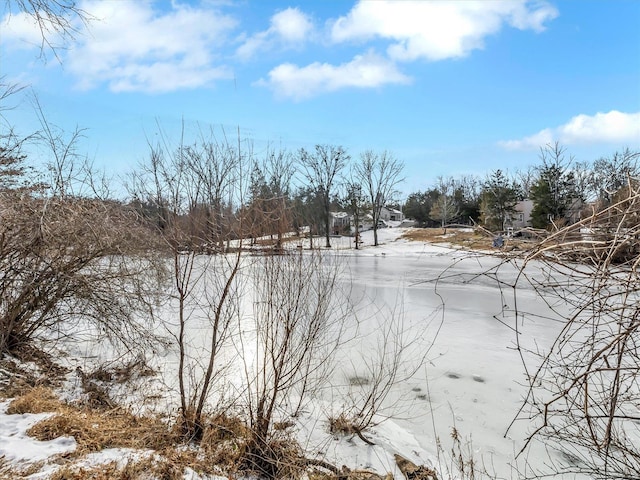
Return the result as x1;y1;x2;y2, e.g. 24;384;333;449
328;413;359;436
0;347;68;399
5;386;61;414
0;458;46;480
7;387;176;456
4;387;258;478
402;227;533;252
402;227;492;249
49;455;186;480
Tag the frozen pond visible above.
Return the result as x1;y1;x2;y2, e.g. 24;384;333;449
314;247;574;478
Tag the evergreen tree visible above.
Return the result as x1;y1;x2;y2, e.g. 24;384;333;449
342;182;368;249
403;189;440;226
480;169;521;231
530;143;579;229
530;164;577;228
454;175;482;224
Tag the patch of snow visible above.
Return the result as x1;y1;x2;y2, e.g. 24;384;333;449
0;401;76;463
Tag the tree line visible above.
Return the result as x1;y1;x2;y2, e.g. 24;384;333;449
405;142;639;232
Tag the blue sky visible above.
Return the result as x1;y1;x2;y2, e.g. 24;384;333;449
2;0;639;196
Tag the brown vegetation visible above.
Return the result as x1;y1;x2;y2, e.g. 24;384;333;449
2;386;259;479
402;227;537;252
402;227;493;250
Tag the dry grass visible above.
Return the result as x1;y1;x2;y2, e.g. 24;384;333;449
0;458;46;480
4;386;399;479
3;387;261;478
5;386;62;414
27;410;175;455
402;227;492;249
328;413;359;436
238;434;307;480
49;456;188;480
7;387;176;456
402;227;534;252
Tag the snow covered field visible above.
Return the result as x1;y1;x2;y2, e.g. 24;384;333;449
1;227;588;479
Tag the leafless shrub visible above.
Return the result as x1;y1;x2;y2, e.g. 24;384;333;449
508;176;640;478
0;188;163;356
129;126;249;442
239;247;348;478
0;95;166;360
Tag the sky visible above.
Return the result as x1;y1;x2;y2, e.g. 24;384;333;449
1;0;639;196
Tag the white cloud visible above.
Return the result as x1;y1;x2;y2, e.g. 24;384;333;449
236;7;313;60
258;51;411;101
8;1;237;93
331;0;558;62
500;111;640;150
271;7;313;42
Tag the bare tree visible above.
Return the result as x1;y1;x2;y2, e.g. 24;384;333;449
246;148;295;251
430;176;459;233
129;127;248;441
180;128;243;252
239;248;347;477
591;149;639;205
515;165;537;199
299;145;349;248
354;150;404;246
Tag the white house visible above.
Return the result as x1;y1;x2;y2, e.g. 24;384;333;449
379;206;404;222
329;211;351;234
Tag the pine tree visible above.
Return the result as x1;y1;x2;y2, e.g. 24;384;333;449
480;169;521;231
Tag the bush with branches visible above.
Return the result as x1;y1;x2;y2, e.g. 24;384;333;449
508;176;640;479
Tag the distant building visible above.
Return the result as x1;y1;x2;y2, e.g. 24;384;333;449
509;199;533;229
329;211;351;234
509;198;585;230
379;206;404;222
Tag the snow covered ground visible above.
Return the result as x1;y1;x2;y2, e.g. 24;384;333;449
1;227;586;479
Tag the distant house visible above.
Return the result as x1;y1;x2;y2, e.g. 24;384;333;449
379;206;404;222
509;199;534;229
508;198;585;230
329;211;351;234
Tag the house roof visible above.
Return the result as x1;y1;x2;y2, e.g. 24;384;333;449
383;207;402;214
